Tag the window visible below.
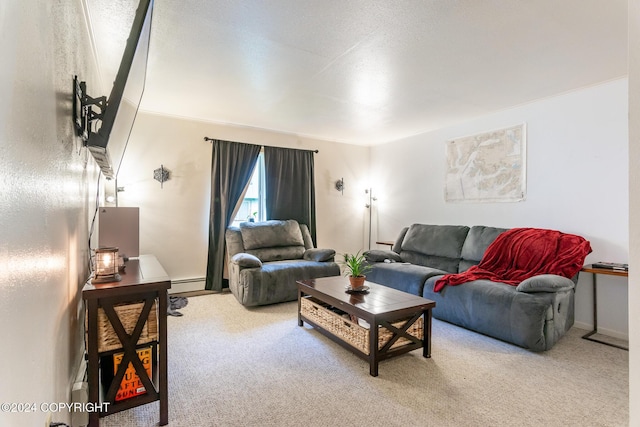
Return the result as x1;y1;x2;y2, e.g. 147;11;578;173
232;153;266;226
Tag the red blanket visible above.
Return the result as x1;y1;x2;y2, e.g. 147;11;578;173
433;228;592;292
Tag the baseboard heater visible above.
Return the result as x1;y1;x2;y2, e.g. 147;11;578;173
171;277;205;285
71;358;88;427
170;277;206;294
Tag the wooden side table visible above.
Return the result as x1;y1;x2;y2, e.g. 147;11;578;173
580;264;628;350
83;255;171;426
375;240;394;248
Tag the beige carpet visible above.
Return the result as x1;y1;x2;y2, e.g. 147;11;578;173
101;292;628;427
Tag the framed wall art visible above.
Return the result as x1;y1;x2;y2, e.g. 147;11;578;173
445;123;526;203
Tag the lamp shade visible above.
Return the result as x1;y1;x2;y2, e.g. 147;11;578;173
93;247;122;283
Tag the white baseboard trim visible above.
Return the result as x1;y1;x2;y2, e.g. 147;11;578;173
574;321;629;340
74;357;87;383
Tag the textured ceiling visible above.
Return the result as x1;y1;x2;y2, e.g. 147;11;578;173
87;0;628;146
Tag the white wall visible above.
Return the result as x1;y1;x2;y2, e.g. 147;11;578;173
371;79;629;338
628;0;639;424
0;1;100;426
116;113;370;291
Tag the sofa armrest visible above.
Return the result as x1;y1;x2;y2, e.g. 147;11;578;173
231;253;262;268
364;249;402;263
303;248;335;262
516;274;575;293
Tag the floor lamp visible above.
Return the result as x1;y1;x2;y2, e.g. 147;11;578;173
365;188;377;250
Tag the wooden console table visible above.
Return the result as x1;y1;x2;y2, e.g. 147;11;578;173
83;254;171;426
581;264;628;351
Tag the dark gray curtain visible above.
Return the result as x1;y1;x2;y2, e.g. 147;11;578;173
264;146;317;244
205;140;261;291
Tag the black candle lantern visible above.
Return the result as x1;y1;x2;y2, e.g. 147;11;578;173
93;247;122;283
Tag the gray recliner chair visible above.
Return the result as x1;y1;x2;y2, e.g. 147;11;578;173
225;219;340;306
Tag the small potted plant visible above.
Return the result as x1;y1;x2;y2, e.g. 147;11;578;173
341;251;372;289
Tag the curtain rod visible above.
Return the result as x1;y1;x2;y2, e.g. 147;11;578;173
203;137;318;153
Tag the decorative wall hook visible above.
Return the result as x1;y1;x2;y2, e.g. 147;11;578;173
154;164;170;188
335;178;344;195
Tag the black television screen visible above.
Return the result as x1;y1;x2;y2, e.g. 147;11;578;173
86;0;153;180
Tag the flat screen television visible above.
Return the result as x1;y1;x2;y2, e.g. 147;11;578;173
83;0;153;180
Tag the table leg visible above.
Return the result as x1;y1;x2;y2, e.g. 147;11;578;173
582;272;599;340
423;309;432;358
298;290;304;326
369;320;379;377
87;299;100;427
590;272;599;334
581;272;628;350
159;293;168;425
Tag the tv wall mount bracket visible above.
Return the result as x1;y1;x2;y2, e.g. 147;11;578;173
73;76;106;142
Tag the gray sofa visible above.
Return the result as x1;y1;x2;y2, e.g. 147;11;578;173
226;219;340;306
365;224;587;351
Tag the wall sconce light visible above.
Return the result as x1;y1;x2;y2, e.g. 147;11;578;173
154;164;170;188
335;178;344;195
93;247;121;283
105;186;125;205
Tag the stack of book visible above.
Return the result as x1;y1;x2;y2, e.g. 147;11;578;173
592;262;628;271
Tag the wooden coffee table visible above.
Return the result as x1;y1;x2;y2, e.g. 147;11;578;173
297;276;435;376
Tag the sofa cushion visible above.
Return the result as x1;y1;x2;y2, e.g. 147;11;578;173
364;250;402;263
459;226;507;272
391;227;409;253
366;262;448;295
303;248;335;262
233;260;340;306
240;219;304;250
516;274;575;293
247;246;306;262
399;224;470;272
423;276;558;351
231;253;262;268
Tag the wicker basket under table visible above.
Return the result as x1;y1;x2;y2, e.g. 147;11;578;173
92;300;158;353
300;297;423;355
